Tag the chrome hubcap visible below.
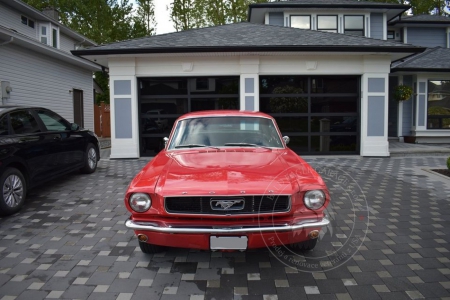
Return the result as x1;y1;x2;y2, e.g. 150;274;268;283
88;148;97;169
3;175;23;208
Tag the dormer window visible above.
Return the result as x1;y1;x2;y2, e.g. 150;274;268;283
21;15;35;28
40;24;48;44
344;16;364;36
291;15;311;29
317;15;338;33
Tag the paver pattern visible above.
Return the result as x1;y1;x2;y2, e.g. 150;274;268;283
0;155;449;300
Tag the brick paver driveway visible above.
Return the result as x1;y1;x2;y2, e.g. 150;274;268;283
0;156;449;300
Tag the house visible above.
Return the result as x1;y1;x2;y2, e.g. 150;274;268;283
0;0;101;130
72;0;442;158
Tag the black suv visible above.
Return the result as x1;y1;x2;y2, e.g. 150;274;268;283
0;106;100;216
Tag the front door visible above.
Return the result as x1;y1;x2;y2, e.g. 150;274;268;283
73;89;84;128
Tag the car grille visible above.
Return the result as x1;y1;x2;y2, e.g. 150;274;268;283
165;196;290;215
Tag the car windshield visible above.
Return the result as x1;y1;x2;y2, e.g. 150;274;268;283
168;116;284;150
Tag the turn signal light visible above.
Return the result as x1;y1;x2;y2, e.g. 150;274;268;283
137;234;148;242
309;230;320;239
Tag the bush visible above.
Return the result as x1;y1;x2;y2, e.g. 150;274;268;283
447;156;450;170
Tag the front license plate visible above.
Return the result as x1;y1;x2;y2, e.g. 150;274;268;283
210;236;248;250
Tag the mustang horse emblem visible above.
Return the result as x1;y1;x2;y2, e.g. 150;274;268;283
213;200;244;210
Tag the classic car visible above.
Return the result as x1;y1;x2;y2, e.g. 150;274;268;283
124;110;330;253
0;106;100;216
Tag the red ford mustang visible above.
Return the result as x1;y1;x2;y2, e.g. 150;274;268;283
125;111;330;253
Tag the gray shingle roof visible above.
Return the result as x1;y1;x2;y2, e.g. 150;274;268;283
392;47;450;71
73;22;422;56
389;14;450;24
251;0;407;7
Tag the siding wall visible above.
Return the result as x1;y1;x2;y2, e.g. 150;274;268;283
0;3;37;39
370;13;383;39
60;33;75;52
407;28;446;47
269;12;284;26
0;44;94;130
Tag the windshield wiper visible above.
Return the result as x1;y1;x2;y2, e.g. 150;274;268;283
224;143;271;150
175;144;219;149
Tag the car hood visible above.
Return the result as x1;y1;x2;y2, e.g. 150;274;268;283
148;149;322;196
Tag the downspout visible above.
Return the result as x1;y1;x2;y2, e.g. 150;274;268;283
0;36;14;46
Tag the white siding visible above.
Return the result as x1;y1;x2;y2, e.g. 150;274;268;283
0;43;94;131
0;2;37;39
60;33;75;53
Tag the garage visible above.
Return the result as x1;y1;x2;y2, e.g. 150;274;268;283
138;75;359;156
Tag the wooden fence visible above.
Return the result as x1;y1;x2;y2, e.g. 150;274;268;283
94;102;111;138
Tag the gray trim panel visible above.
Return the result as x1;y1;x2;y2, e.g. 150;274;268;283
115;98;132;138
368;96;385;136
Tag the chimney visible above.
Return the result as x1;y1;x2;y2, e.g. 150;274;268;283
42;7;59;21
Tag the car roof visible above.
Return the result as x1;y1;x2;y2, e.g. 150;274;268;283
0;106;49;114
177;110;274;121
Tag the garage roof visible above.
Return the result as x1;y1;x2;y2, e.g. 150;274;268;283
72;22;423;56
392;47;450;72
389;14;450;25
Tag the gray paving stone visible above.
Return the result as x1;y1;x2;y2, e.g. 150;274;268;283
0;156;449;299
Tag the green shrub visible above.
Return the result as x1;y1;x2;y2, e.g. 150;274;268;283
447;156;450;170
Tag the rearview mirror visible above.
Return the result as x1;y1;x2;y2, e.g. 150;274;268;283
71;123;80;131
163;137;169;148
282;136;290;145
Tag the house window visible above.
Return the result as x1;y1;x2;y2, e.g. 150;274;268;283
387;30;395;39
344;16;364;36
317;15;338;33
52;28;58;48
427;80;450;129
290;15;311;29
21;15;35;28
40;25;48;45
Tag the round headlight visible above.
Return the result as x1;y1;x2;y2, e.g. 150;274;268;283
304;190;326;210
129;193;151;212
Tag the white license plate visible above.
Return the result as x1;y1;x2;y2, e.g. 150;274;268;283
210;236;248;250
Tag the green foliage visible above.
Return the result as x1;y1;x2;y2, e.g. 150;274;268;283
447;156;450;170
269;86;307;113
94;72;110;104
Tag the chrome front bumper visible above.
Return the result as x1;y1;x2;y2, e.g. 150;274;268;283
125;216;330;234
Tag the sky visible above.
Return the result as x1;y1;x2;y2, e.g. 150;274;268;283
130;0;176;35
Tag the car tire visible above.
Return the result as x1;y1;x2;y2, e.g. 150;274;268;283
0;168;26;216
139;241;166;254
80;143;98;174
290;239;317;251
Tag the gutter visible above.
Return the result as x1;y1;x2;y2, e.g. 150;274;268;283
72;45;425;56
0;36;14;46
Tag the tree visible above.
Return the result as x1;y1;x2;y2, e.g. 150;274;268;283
135;0;157;36
169;0;206;31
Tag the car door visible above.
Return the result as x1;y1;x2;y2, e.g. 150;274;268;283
8;109;60;186
33;109;85;172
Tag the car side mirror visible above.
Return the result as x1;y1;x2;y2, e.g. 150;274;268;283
163;137;169;148
70;123;80;131
283;136;290;145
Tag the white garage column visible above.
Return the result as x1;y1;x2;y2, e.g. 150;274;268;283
240;57;260;111
361;73;390;157
109;58;139;159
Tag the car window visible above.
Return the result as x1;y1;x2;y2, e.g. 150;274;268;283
10;110;41;134
36;110;70;131
0;116;8;136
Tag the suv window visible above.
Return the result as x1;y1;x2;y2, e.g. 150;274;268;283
10;110;41;134
0;116;8;136
36;109;70;131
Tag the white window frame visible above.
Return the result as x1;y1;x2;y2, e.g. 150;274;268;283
39;23;50;45
51;25;60;49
